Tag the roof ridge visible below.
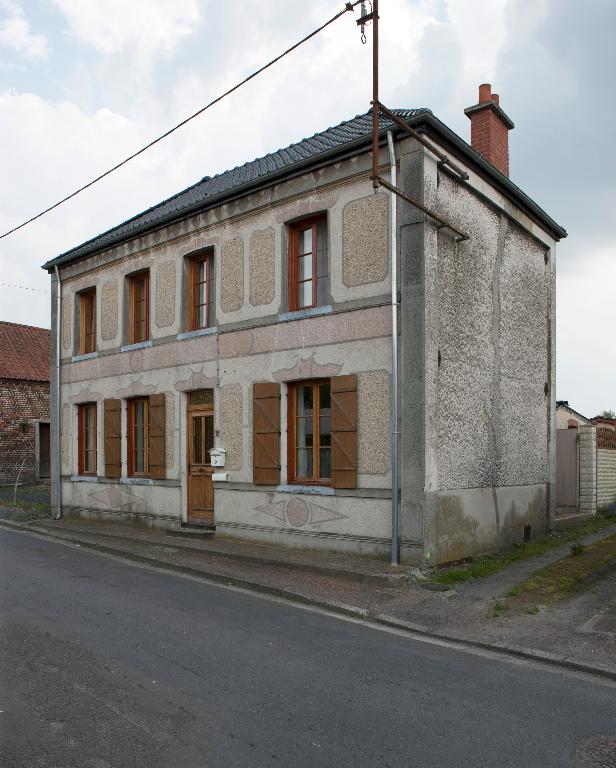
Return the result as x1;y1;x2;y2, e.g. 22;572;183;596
0;320;50;332
40;106;458;269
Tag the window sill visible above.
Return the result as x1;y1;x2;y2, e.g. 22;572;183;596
177;326;218;341
120;340;153;353
278;305;333;322
121;477;153;486
276;484;334;496
70;475;99;482
71;351;98;363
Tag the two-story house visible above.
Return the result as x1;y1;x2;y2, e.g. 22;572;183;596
43;85;566;565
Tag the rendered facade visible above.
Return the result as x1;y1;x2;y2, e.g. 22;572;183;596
44;88;566;564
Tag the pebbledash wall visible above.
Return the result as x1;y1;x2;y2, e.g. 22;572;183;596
49;128;562;565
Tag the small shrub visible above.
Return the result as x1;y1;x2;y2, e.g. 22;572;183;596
570;542;584;557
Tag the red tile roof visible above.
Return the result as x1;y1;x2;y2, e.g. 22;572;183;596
0;322;50;382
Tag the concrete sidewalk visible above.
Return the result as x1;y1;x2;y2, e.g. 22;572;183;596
3;516;616;680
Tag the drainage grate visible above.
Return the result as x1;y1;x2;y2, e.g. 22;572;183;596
577;736;616;767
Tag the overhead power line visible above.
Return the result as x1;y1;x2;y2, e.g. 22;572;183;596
0;1;362;242
0;281;49;293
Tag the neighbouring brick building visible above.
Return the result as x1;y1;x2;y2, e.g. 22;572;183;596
44;84;566;564
0;322;51;484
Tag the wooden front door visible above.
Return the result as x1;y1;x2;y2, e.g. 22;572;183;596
187;393;215;524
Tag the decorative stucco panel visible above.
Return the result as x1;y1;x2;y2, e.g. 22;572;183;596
358;370;391;474
101;279;118;341
61;402;70;468
155;260;176;329
342;194;389;287
220;383;243;470
62;298;71;351
249;229;275;306
221;239;244;313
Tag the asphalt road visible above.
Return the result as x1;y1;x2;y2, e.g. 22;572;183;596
1;528;615;768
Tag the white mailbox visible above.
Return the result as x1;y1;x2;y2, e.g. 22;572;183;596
210;447;226;468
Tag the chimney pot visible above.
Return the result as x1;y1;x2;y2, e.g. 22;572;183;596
478;83;492;103
464;83;514;177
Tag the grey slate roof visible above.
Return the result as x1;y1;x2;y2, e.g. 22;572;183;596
45;109;428;269
43;106;567;270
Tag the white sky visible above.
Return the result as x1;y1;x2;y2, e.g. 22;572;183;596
0;0;614;417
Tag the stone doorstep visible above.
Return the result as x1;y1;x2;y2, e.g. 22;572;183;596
29;520;407;586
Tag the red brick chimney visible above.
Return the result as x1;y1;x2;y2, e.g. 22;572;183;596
464;83;514;176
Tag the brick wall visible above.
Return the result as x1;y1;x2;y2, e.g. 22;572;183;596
0;378;50;484
597;448;616;506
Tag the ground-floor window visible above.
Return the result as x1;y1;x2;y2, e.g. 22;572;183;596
77;403;97;475
288;379;331;483
127;397;149;476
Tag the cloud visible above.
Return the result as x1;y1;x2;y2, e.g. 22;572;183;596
52;0;202;59
0;0;48;58
0;0;614;417
556;247;616;417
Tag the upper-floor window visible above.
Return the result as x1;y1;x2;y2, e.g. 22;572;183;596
127;397;149;476
79;288;96;355
288;379;332;484
288;215;328;311
128;271;150;344
187;253;210;331
77;402;97;475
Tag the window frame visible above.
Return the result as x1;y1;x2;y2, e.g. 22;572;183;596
127;397;150;477
77;402;97;476
187;252;210;331
128;270;150;345
288;214;327;312
287;379;332;486
79;288;96;355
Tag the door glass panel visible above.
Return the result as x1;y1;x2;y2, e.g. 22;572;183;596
205;415;214;460
193;416;203;464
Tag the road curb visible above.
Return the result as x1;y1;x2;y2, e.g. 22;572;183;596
29;521;402;586
0;519;369;621
3;519;616;683
371;614;616;683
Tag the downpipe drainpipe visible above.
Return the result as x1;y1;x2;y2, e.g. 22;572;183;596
387;131;399;566
54;265;62;520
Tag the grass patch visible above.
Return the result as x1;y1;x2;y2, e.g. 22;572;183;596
502;533;616;610
13;503;51;522
431;507;616;586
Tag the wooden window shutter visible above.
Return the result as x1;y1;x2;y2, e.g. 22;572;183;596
103;398;122;478
253;382;281;485
149;393;166;480
331;374;358;489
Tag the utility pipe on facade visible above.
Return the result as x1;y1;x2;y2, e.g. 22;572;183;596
53;265;62;520
387;130;399;566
